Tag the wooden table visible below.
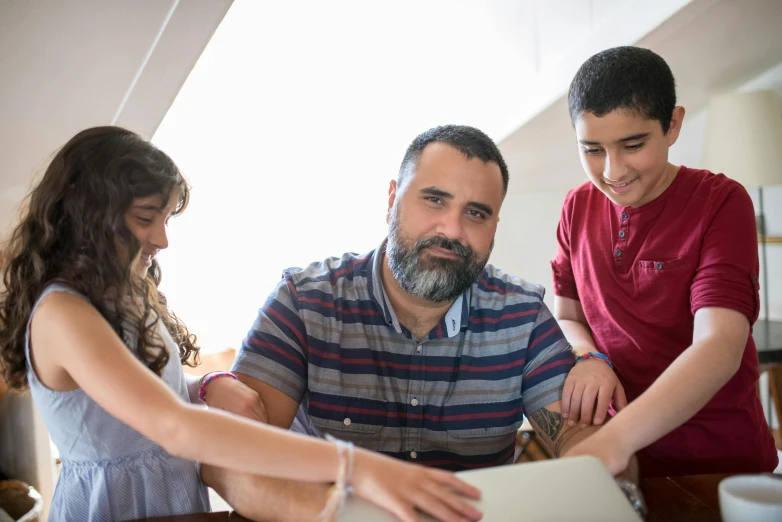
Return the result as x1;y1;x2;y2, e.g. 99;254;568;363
643;474;728;522
132;473;729;522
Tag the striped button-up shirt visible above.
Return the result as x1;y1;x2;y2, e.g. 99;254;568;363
233;241;574;470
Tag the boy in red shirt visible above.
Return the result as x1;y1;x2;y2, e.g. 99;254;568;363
552;46;778;477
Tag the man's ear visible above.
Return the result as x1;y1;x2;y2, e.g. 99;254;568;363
386;179;398;224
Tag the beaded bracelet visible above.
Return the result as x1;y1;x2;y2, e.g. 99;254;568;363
197;371;237;402
574;351;613;369
318;438;355;520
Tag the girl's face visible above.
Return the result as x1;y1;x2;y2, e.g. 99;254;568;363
122;189;181;278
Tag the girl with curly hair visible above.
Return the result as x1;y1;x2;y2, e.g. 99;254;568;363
0;127;481;522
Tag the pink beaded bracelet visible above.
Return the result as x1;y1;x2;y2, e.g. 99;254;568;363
198;371;237;402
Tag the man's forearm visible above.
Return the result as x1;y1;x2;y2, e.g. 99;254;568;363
202;464;330;522
529;406;638;483
558;319;598;356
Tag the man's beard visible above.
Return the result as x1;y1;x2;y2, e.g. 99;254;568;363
386;207;491;303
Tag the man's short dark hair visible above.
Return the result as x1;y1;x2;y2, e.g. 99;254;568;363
398;125;509;195
568;46;677;133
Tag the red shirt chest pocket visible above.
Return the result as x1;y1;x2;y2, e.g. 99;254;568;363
632;256;695;327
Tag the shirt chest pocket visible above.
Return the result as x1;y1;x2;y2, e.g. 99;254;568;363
633;256;694;325
443;375;525;458
306;393;387;450
306;366;388;450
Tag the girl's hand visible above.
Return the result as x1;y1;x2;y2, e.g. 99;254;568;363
352;448;483;522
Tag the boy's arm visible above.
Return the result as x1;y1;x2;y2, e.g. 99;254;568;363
554;296;597;356
570;307;748;464
551;192;628;427
565;307;748;474
554;296;628;426
527;400;638;483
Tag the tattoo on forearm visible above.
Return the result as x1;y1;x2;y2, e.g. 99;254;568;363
530;408;590;457
553;425;581;455
529;408;563;440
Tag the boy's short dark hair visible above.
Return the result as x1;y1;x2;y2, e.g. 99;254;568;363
568;46;677;133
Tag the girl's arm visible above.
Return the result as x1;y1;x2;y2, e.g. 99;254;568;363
32;292;340;481
31;292;481;522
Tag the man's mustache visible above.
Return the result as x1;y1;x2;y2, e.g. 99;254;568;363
414;236;472;260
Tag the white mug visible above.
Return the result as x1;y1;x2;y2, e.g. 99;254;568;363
719;474;782;522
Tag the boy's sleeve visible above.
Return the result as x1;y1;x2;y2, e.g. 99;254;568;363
551;190;579;300
690;184;760;322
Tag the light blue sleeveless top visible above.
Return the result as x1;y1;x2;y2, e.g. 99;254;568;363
25;283;210;521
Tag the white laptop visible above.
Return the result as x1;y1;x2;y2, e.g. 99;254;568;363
340;456;642;521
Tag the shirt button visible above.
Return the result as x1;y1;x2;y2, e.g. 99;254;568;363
615;248;622;257
618;230;626;238
621;212;628;221
410;451;417;459
343;418;351;426
416;344;422;353
411;398;419;406
655;261;663;270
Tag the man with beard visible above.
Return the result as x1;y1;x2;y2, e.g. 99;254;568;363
200;125;635;521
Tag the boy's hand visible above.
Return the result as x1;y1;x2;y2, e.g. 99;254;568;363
561;358;627;427
563;426;634;477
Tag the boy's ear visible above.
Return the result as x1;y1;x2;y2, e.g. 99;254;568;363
666;106;686;146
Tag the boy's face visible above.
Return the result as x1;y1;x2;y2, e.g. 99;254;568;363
574;107;684;207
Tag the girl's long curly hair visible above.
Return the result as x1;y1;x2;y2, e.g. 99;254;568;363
0;126;200;390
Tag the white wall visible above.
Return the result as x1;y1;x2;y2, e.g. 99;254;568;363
0;0;231;513
670;61;782;321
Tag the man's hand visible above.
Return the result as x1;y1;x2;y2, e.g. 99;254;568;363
203;375;268;423
561;358;627;427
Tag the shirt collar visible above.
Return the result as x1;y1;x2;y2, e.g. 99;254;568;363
370;238;468;338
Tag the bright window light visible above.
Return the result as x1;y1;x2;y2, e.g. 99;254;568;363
153;0;536;352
